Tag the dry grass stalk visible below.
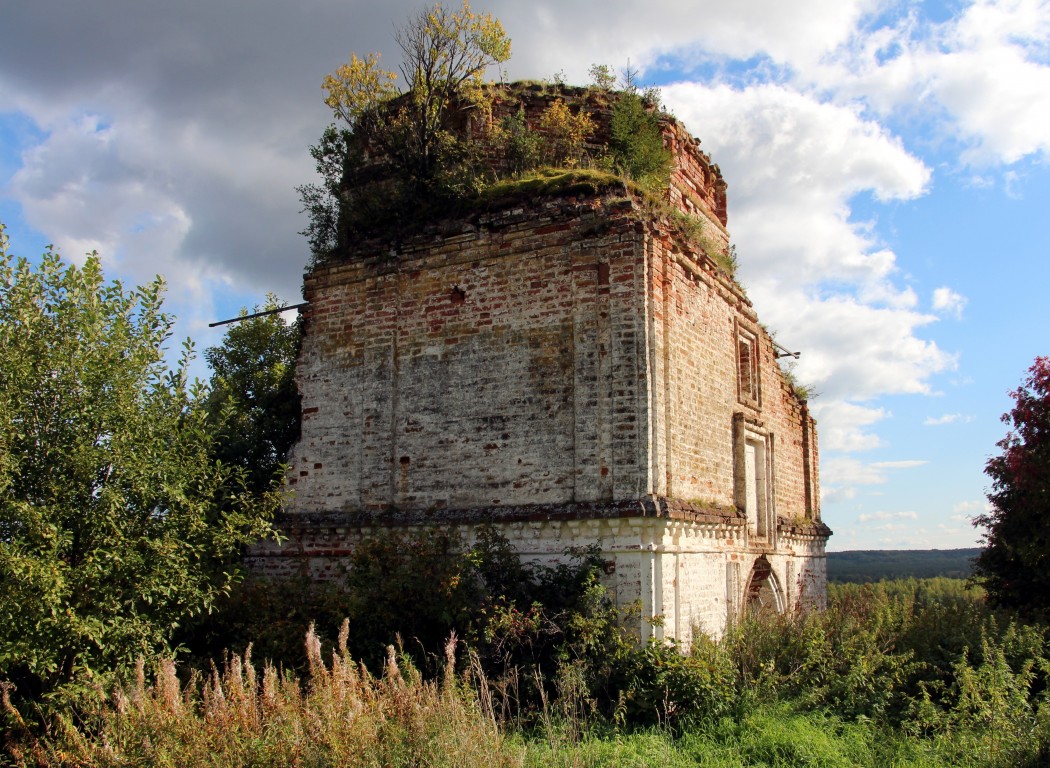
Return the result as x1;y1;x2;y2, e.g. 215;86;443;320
10;624;520;767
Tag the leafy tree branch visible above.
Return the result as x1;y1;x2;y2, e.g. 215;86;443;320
0;225;277;700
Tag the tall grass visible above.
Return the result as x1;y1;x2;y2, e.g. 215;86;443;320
6;578;1050;767
5;624;517;768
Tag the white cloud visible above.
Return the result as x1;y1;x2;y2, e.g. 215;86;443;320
823;456;888;487
811;401;887;452
953;499;991;516
932;287;967;319
497;0;880;85
831;514;981;549
822;485;858;504
822;456;927;504
924;413;973;426
819;0;1050;166
871;460;928;469
857;510;918;523
1004;168;1029;199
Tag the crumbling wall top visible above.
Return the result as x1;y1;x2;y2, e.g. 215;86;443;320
481;83;728;229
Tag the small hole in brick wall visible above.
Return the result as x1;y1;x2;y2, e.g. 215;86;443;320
603;560;616;575
450;285;467;304
597;263;610;286
400;456;410;466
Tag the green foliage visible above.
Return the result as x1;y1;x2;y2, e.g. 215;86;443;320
304;3;513;251
0;228;277;702
392;0;511;178
587;64;616;91
779;361;817;402
202;296;301;496
907;622;1050;766
178;527;622;689
476;168;622;209
10;576;1050;765
173;572;349;677
607;637;738;728
341;528;485;668
975;356;1050;622
686;706;891;767
609;90;672;193
660;209;736;276
492;107;543;175
297;124;351;261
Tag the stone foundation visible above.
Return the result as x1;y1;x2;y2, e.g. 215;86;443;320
250;500;828;643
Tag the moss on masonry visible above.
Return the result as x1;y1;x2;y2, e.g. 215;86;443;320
469;168;625;210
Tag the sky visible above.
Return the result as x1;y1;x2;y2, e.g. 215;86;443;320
2;0;1048;551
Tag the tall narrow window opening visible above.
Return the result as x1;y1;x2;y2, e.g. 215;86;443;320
734;414;776;546
736;324;760;407
739;337;755;398
744;436;768;537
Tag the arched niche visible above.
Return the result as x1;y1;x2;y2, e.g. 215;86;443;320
744;555;785;615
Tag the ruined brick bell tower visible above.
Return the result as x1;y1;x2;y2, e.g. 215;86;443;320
252;85;831;642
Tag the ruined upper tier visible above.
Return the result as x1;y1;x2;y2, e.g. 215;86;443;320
479;83;729;229
341;83;729;250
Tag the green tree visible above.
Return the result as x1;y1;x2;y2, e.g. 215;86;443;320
298;123;352;261
0;228;277;699
322;1;510;177
203;296;301;496
609;89;671;192
303;1;511;254
974;356;1050;621
588;63;617;90
390;0;511;181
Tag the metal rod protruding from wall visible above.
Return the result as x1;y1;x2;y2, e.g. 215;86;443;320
772;339;800;359
209;302;309;328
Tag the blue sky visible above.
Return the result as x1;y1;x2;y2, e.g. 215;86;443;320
3;0;1049;550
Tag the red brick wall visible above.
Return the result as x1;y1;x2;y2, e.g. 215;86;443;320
288;195;652;513
287;190;819;530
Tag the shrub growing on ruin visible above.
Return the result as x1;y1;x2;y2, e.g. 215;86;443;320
303;0;512;253
609;89;672;193
537;99;596;168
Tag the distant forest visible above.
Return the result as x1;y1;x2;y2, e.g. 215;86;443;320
827;548;980;583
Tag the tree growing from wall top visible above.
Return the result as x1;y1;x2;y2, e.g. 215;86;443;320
325;1;510;190
299;6;686;267
301;2;512;258
974;356;1050;621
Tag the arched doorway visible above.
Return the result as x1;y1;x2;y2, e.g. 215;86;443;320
744;555;785;615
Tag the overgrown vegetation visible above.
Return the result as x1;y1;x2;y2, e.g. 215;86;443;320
5;205;1042;768
201;296;301;497
298;4;727;275
0;227;278;705
175;527;625;703
8;575;1050;767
